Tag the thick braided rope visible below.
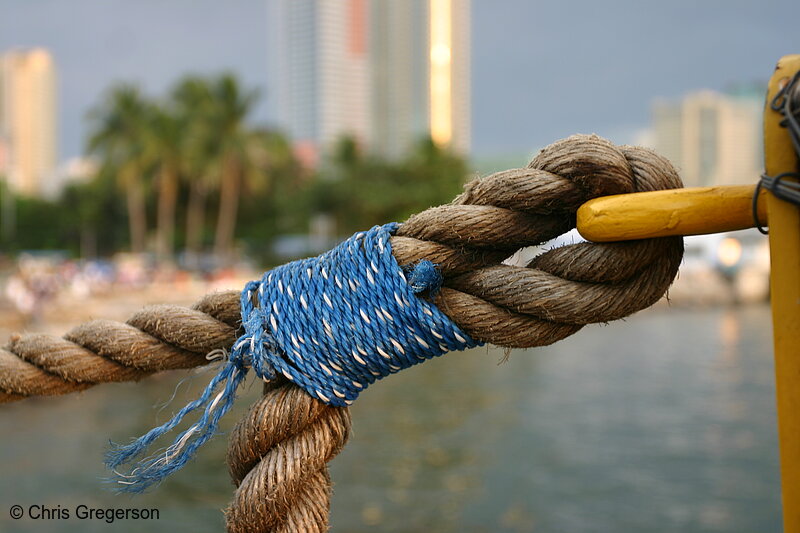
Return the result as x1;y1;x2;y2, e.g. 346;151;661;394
225;380;350;533
0;292;239;402
0;135;685;533
0;292;238;402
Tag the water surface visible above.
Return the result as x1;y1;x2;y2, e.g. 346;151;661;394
1;305;781;532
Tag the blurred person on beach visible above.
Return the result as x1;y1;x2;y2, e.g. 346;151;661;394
4;263;59;326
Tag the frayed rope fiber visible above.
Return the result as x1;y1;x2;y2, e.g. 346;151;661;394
106;223;480;492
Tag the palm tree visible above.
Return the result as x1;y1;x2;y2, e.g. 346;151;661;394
87;85;151;254
146;104;183;262
206;74;259;262
171;76;218;262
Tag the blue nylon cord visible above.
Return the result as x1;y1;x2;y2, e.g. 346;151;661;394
106;223;481;492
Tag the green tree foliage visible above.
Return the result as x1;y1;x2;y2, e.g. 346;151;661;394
59;169;129;256
310;136;469;236
0;171;126;256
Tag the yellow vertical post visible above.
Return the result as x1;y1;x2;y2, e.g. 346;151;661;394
765;54;800;532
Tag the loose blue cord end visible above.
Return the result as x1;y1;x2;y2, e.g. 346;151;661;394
105;360;247;493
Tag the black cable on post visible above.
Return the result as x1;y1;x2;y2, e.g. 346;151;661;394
754;70;800;234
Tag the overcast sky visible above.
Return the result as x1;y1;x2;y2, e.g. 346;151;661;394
1;0;798;161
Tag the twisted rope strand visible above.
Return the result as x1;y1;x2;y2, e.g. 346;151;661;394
225;380;351;533
0;294;239;401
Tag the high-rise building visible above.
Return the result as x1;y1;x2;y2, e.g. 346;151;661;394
652;89;762;187
273;0;371;168
0;48;57;197
270;0;470;165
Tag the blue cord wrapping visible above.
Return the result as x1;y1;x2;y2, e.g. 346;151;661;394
106;223;481;492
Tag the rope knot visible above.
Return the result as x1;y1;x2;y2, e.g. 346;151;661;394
405;259;443;295
107;223;479;492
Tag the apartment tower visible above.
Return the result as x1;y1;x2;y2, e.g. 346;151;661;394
653;90;762;187
0;48;57;197
271;0;470;164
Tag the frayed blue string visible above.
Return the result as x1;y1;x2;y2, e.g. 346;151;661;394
106;223;480;492
106;359;246;492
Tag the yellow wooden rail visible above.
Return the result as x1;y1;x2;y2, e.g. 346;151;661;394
577;185;768;242
577;54;800;532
